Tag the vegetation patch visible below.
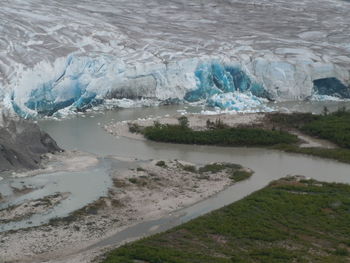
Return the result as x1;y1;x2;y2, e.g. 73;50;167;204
103;178;350;263
230;170;252;182
198;163;242;174
301;110;350;148
128;111;350;165
128;178;138;184
262;110;350;164
143;124;298;147
268;109;350;149
177;162;250;181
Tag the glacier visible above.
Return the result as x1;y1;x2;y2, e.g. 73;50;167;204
9;57;273;117
7;55;350;117
1;0;350;117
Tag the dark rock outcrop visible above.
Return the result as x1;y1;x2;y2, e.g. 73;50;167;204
0;116;61;172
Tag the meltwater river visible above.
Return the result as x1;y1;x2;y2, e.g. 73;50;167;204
1;102;350;235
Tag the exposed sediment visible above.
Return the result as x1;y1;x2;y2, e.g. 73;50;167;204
0;192;70;224
0;159;252;262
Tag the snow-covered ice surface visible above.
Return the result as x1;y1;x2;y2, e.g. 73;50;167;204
1;0;350;116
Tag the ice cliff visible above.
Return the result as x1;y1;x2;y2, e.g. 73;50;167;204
0;0;349;117
7;55;350;117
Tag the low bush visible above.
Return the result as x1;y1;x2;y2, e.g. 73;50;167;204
128;123;142;133
230;170;252;182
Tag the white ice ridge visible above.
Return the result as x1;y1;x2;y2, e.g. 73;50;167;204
0;0;350;116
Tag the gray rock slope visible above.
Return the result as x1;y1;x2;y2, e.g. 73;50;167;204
0;116;61;172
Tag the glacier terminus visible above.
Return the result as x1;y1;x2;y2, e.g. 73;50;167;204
0;0;350;117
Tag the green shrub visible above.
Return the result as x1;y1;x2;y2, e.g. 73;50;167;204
198;163;241;174
198;163;226;173
128;123;142;133
206;119;229;129
230;170;253;182
178;116;189;129
128;178;138;184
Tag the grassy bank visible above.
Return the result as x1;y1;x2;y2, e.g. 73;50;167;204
103;178;350;263
142;124;298;147
179;162;253;182
266;110;350;163
133;112;350;164
269;110;350;149
274;144;350;164
302;111;350;148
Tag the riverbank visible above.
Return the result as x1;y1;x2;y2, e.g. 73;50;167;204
6;150;100;179
104;112;350;165
104;112;336;149
104;113;265;141
3;107;350;262
0;159;252;262
103;176;350;263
